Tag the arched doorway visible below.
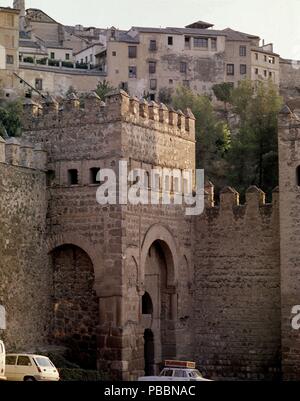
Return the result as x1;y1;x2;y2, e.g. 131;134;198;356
142;292;153;315
50;244;99;369
143;239;177;372
144;329;155;376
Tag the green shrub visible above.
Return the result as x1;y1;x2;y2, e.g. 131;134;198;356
62;61;74;68
48;59;60;67
76;63;88;70
59;368;108;382
23;56;34;63
37;58;47;65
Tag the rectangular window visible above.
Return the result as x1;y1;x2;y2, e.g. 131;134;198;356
211;38;217;50
239;46;247;57
6;14;14;27
240;64;247;75
264;55;267;62
6;55;14;65
50;52;55;59
185;36;191;47
35;78;43;91
128;46;137;58
269;71;273;78
264;70;267;77
168;36;173;46
255;53;258;60
17;356;32;366
66;53;70;60
180;61;187;73
227;64;235;76
6;356;17;365
149;61;156;74
129;66;137;78
150;79;157;90
90;168;100;185
149;40;157;51
255;68;259;75
120;82;128;91
269;56;275;64
112;51;117;56
68;169;79;186
194;37;208;48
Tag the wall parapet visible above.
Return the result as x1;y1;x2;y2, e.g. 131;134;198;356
22;90;196;141
202;184;279;220
0;136;47;171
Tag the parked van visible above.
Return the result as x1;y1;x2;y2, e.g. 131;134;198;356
5;354;59;381
0;340;6;380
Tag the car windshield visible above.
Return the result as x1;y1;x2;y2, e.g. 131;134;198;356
34;357;53;368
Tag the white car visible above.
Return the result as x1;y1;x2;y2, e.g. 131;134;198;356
138;360;212;382
0;341;6;381
5;354;60;382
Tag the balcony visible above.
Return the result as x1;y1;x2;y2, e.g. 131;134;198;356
19;56;107;76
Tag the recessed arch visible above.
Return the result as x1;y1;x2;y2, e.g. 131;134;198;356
142;292;153;315
50;243;99;369
140;224;179;288
46;233;105;295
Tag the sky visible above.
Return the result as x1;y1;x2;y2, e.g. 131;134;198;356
1;0;300;59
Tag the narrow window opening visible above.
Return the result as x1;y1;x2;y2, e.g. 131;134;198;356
90;168;100;185
68;169;79;186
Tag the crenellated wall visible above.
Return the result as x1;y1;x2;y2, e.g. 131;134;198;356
193;185;281;381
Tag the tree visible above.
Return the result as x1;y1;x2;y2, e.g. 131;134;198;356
95;80;116;100
225;79;282;197
212;82;233;111
172;85;231;184
158;87;173;105
65;86;78;97
0;99;23;137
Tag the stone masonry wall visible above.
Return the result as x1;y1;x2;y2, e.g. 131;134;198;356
0;138;51;351
280;59;300;99
278;103;300;380
193;186;281;381
21;90;196;379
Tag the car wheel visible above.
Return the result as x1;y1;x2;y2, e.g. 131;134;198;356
24;377;36;382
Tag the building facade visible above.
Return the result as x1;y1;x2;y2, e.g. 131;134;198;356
103;24;280;100
0;7;19;71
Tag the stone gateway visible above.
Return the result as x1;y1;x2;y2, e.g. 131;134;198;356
0;91;300;381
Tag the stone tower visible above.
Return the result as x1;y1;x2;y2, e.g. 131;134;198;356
278;99;300;380
13;0;26;31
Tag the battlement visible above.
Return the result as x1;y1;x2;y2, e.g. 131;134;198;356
0;136;47;171
22;90;196;141
203;184;279;219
